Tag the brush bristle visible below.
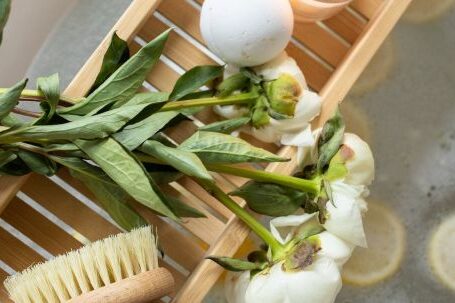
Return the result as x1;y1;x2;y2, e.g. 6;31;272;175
4;226;158;303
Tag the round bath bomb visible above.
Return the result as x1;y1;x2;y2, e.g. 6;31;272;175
200;0;294;67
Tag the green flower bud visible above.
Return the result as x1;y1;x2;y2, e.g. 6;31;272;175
251;95;270;128
264;73;301;117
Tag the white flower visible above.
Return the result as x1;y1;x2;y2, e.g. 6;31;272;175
225;271;250;303
270;214;354;268
342;133;375;186
323;181;368;247
297;130;375;187
215;52;322;147
224;213;351;303
244;257;342;303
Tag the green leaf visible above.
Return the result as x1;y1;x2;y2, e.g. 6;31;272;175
1;115;23;127
0;104;148;143
207;256;264;272
17;150;57;176
112;91;169;108
35;73;60;124
0;79;27;120
72;169;147;231
199;116;250;134
179;131;286;164
0;0;11;45
0;149;16;167
231;181;308;216
75;138;177;219
140;140;213;181
240;67;262;84
89;32;130;94
113;111;179;151
317;108;345;173
164;195;206;218
49;156;110;183
217;73;250;97
59;29;171;116
293;219;325;242
169;65;223;101
251;95;270;128
0;156;30;176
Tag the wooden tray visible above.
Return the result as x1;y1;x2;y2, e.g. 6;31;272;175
0;0;411;302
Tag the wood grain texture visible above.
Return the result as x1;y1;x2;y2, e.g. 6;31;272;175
0;175;29;214
0;269;13;303
351;0;384;19
69;268;175;303
2;197;82;255
324;8;367;44
21;174;121;241
0;227;45;271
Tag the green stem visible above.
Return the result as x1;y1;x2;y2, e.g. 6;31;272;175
0;88;83;104
207;164;321;196
137;153;321;196
196;179;285;258
159;92;258;112
0;89;258;111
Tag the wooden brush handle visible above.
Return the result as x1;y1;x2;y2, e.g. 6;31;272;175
68;268;174;303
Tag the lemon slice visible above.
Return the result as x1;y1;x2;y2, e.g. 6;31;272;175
428;214;455;291
349;38;395;97
342;201;406;286
403;0;455;23
340;101;373;144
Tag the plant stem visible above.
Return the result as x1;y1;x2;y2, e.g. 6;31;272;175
159;92;258;112
137;153;320;195
0;88;82;104
3;89;258;115
206;164;321;196
196;179;285;258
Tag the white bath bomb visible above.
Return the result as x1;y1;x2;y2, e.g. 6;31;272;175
200;0;294;67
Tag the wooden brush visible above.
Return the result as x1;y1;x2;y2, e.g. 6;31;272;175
3;226;174;303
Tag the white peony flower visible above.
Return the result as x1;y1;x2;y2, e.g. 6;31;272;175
323;180;368;247
244;257;342;303
225;271;250;303
342;133;375;186
269;213;354;268
214;52;322;147
297;130;375;187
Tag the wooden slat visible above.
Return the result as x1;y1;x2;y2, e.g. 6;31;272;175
139;15;215;69
293;23;349;67
161;184;224;245
0;227;44;271
0;176;28;214
0;269;13;303
177;177;231;219
173;214;250;302
2;197;82;256
57;169;205;272
21;174;121;241
287;43;332;92
158;0;204;43
324;9;367;44
351;0;384;19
